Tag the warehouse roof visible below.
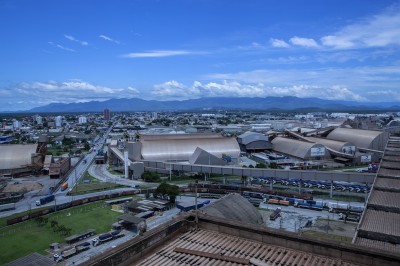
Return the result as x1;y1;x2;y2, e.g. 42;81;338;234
137;229;357;266
305;136;355;152
0;144;38;170
327;128;388;150
140;134;240;161
237;132;269;145
271;137;328;159
4;252;54;266
354;136;400;253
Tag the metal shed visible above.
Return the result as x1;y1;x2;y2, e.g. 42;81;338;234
237;132;272;152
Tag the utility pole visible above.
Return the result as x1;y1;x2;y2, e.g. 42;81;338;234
195;180;198;230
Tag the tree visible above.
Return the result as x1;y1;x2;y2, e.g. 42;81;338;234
141;171;161;182
50;220;58;228
84;142;90;150
269;162;278;169
255;163;267;168
154;182;179;203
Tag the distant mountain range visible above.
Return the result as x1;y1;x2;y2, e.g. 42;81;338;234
26;96;400;113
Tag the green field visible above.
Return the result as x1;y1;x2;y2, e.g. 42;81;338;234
0;201;122;264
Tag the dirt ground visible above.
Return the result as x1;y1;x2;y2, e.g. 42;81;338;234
304;218;357;238
258;206;357;240
2;182;43;193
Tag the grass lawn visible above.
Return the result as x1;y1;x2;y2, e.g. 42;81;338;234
70;182;125;195
0;201;122;264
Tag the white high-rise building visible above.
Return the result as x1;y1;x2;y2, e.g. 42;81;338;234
35;115;43;125
13;120;22;129
152;112;158;120
78;116;87;124
55;116;62;127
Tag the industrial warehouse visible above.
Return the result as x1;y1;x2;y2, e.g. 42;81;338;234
107;127;387;174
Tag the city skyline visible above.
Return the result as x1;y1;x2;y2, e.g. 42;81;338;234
1;0;400;111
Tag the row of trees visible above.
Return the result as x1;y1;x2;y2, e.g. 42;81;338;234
35;217;72;236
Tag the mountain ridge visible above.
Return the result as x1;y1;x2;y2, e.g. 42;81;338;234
25;96;400;112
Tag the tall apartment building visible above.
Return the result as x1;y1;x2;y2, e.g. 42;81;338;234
104;108;110;120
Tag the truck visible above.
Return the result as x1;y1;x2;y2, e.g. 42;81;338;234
53;243;90;262
270;207;281;221
36;194;55;206
339;212;361;222
60;182;68;191
91;233;113;247
91;230;125;246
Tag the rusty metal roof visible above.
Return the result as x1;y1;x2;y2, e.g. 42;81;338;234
354;136;400;253
137;229;357;266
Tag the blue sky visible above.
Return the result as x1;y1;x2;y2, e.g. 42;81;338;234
1;0;400;111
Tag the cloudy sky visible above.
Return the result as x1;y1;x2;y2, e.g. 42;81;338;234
1;0;400;111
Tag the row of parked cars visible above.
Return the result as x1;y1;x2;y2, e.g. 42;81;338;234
253;177;370;193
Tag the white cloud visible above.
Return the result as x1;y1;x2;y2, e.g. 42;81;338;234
122;50;193;58
99;35;120;44
64;34;89;46
48;42;75;52
289;36;319;48
206;65;400;101
321;5;400;49
270;38;290;48
64;35;75;41
4;80;140;110
266;85;365;101
151;80;365;101
152;80;202;98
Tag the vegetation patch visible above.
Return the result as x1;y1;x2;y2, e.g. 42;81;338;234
0;201;121;264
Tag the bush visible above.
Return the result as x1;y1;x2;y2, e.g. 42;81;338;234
141;171;161;182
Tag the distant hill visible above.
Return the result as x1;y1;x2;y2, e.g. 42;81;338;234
26;96;400;112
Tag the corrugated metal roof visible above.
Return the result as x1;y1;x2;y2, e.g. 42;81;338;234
4;252;54;266
327;128;388;150
0;144;38;170
271;137;329;159
137;229;358;266
354;136;400;254
359;209;400;237
141;133;222;141
355;237;400;254
237;132;269;145
141;136;240;161
369;190;400;210
305;136;354;152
